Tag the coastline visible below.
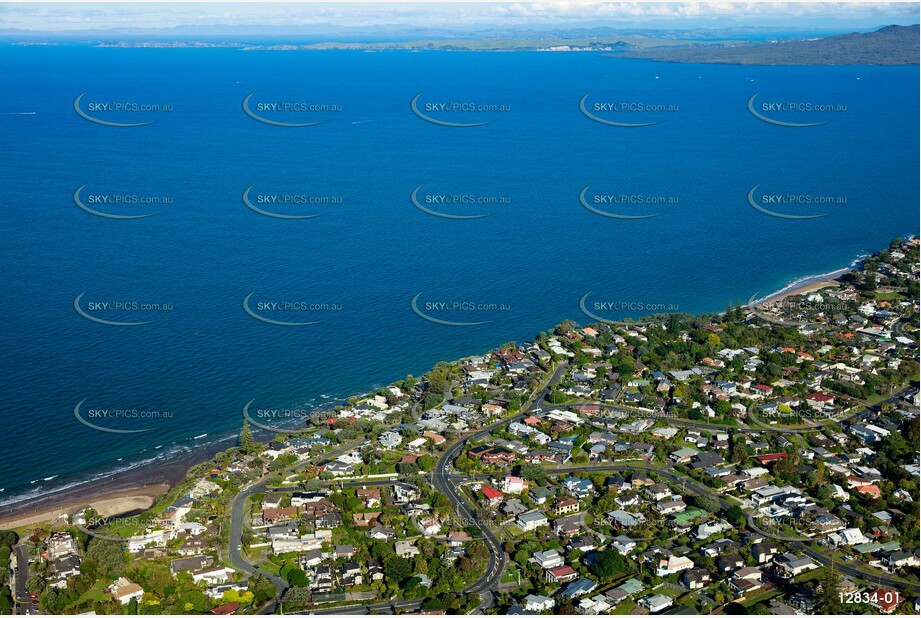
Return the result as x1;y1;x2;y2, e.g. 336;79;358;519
750;266;853;307
0;440;229;529
0;485;169;529
0;263;859;530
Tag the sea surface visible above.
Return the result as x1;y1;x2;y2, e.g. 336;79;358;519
0;46;917;504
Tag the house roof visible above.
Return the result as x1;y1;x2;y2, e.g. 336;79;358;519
481;486;503;500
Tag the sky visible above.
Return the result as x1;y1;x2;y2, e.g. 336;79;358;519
0;1;918;33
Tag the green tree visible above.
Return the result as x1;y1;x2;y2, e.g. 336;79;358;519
589;548;629;581
725;506;747;528
384;556;411;583
0;531;19;547
286;568;309;587
25;574;46;595
519;463;547;485
0;586;13;616
0;585;13;615
82;539;126;580
240;419;256;455
817;562;842;614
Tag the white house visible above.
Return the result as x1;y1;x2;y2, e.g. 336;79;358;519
192;566;235;585
524;594;555;612
517;511;549;532
108;578;144;604
657;555;694;577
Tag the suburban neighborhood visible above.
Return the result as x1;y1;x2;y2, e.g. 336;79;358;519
1;238;919;615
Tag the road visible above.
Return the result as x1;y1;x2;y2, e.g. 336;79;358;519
593;384;914;437
228;438;369;614
227;363;916;613
11;544;40;615
431;361;569;611
11;545;30;603
309;599;423;615
538;463;921;596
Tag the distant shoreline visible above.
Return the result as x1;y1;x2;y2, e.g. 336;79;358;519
750;266;854;307
0;259;871;530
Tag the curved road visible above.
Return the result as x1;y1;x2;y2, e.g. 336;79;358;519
594;385;913;437
538;463;920;595
431;361;569;610
228;439;369;614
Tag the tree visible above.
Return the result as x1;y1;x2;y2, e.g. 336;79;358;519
773;453;798;481
0;585;13;614
590;548;629;581
240;419;256;455
466;541;489;563
519;463;547;485
384;556;411;583
817;561;842;614
0;531;18;548
880;431;911;461
692;494;720;513
285;568;309;587
83;539;126;580
416;454;436;471
729;430;747;463
725;505;747;528
25;574;46;595
248;574;277;604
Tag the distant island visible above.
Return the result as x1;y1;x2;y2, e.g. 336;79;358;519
11;24;918;62
612;24;920;65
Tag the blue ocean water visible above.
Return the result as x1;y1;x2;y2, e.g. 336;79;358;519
0;46;917;502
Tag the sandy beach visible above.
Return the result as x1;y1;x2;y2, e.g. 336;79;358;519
0;485;169;529
0;267;857;532
751;267;852;307
0;442;229;530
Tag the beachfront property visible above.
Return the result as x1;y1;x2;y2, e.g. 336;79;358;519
1;237;917;615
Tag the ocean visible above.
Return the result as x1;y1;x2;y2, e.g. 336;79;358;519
0;46;917;504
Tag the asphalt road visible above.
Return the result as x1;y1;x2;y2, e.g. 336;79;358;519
544;462;921;595
596;384;914;436
227;365;917;614
309;599;423;614
12;545;30;603
430;361;569;610
228;439;368;614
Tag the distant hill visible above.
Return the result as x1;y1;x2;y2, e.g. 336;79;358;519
611;24;919;65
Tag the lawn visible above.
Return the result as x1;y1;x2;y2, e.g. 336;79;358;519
501;565;524;586
68;580;110;609
656;584;687;600
610;599;637;614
